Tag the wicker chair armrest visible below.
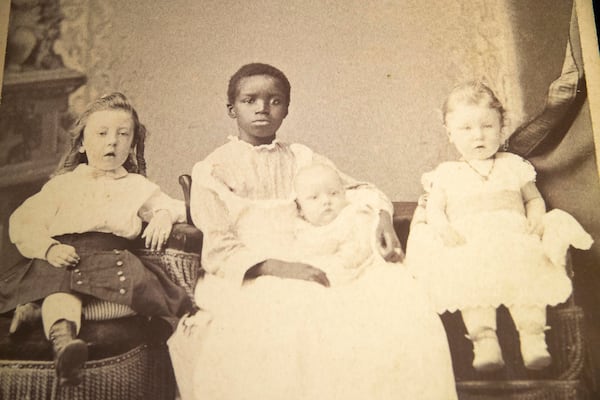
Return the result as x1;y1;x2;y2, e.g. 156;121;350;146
133;223;203;305
166;223;203;255
133;222;203;255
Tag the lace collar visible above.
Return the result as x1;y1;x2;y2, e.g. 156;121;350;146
227;135;283;151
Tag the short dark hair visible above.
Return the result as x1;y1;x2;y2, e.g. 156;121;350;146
227;63;291;106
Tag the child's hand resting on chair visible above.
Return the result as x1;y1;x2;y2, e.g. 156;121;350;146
142;209;174;251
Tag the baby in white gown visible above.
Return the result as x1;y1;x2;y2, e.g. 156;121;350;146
406;81;593;372
236;163;386;286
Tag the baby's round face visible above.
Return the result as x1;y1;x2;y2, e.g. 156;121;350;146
445;102;503;161
295;166;348;226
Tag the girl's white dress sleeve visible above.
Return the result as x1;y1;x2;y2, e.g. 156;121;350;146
9;178;62;260
191;161;266;285
9;166;186;260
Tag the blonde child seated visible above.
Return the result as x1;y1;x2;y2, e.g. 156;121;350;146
0;93;192;386
406;81;592;372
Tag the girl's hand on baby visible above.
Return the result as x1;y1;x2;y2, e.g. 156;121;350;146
440;226;466;247
46;244;80;268
247;259;330;287
289;263;330;287
142;210;173;251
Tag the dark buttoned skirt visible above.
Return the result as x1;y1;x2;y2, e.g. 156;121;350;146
0;232;192;318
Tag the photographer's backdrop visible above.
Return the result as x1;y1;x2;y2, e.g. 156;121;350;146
0;0;586;265
47;0;574;201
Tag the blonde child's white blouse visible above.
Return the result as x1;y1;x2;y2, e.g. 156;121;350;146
9;164;186;260
191;136;393;285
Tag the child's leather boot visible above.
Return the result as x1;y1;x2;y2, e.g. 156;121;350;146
9;302;41;334
519;329;551;370
49;319;88;386
470;328;505;372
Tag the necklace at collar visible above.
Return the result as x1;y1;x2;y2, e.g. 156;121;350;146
462;155;496;181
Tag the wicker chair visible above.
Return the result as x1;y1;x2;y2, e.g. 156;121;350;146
0;221;202;399
393;201;589;400
0;315;175;400
162;177;590;400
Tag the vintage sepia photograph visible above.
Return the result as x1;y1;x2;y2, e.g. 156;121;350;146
0;1;599;399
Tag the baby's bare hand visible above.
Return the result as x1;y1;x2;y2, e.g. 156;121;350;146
528;217;544;237
440;226;466;247
142;210;173;251
46;244;80;268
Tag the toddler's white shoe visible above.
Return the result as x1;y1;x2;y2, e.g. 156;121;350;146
520;332;552;370
470;329;505;372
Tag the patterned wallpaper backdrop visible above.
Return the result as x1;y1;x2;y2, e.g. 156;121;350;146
52;0;570;200
56;0;115;113
442;1;525;131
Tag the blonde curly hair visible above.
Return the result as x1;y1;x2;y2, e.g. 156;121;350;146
54;92;147;176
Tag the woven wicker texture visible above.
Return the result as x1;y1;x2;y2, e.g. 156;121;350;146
445;303;584;380
1;313;177;400
444;302;588;400
456;382;588;400
136;248;201;306
0;216;200;400
0;343;175;400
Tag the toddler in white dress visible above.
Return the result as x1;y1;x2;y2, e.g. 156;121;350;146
406;81;592;372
